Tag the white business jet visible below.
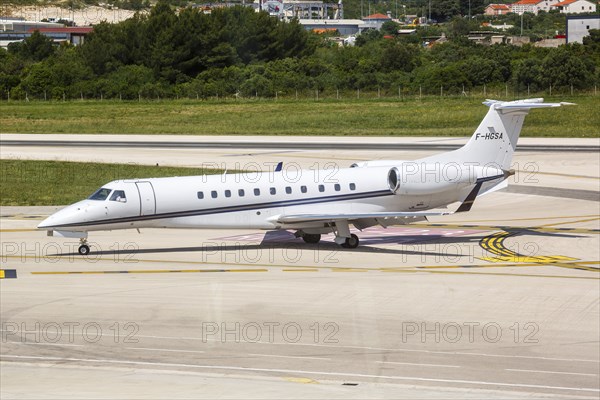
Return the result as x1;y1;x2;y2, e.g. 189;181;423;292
38;99;570;255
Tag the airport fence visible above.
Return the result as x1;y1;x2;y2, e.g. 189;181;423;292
2;84;599;103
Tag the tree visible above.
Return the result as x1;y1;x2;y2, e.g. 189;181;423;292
381;21;401;36
431;0;460;22
19;63;54;99
8;31;55;62
582;29;600;65
355;29;383;46
461;56;502;86
539;47;595;89
0;48;23;97
380;42;420;73
458;0;484;17
513;58;542;91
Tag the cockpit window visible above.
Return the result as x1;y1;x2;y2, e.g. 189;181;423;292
89;188;112;201
109;190;127;203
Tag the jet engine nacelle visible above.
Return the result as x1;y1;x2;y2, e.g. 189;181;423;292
387;163;505;195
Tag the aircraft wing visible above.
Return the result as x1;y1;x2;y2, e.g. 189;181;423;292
273;211;452;224
273;174;499;225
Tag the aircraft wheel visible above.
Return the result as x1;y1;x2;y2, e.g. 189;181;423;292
302;234;321;244
78;244;90;255
342;234;359;249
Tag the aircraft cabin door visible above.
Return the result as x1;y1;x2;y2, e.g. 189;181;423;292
136;181;156;215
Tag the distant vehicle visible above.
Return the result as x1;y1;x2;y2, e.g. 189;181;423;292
343;35;356;45
38;99;571;255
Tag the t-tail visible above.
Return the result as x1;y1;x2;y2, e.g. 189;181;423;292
422;98;573;170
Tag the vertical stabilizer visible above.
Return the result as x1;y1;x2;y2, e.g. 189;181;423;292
421;99;571;170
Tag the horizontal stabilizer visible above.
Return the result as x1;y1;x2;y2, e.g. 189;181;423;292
483;98;575;111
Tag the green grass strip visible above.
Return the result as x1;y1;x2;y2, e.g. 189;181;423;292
0;160;221;206
2;96;598;137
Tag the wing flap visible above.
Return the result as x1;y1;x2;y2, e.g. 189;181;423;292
273;211;451;224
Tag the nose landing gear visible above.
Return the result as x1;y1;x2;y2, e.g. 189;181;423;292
78;238;90;255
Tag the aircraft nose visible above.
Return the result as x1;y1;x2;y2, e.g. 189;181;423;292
37;204;85;230
37;216;51;229
37;210;65;230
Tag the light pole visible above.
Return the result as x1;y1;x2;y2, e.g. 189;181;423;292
520;12;523;36
428;0;431;23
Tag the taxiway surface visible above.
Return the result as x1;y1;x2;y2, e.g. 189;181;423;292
1;136;598;398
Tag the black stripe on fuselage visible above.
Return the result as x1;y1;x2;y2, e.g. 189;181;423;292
44;189;394;229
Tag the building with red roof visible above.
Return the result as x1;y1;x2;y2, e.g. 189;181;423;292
362;12;392;30
484;4;511;15
28;26;93;46
552;0;597;13
362;13;392;20
510;0;562;14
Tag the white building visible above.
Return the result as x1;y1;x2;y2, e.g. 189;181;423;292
511;0;541;14
299;18;365;35
552;0;597;13
566;15;600;43
510;0;561;14
362;13;392;30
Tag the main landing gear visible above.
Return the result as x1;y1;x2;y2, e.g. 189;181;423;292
341;234;359;249
295;220;361;249
302;233;321;244
78;238;90;255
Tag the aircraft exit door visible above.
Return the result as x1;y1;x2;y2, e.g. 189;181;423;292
136;181;156;215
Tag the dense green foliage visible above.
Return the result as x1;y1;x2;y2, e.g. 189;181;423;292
1;1;599;101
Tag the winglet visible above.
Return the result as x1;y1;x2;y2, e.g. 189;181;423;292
275;162;283;172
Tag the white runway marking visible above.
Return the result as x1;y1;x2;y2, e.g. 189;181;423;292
126;347;206;354
506;368;599;377
130;333;600;363
5;341;84;347
2;354;599;393
247;353;331;361
3;329;598;364
376;361;460;368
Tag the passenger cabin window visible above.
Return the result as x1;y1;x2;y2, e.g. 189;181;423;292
211;190;218;199
334;184;341;191
89;188;112;201
197;191;204;199
225;190;231;198
349;183;356;191
301;186;307;193
318;184;325;192
270;187;277;195
286;187;292;194
109;190;127;203
238;189;245;197
254;188;260;196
